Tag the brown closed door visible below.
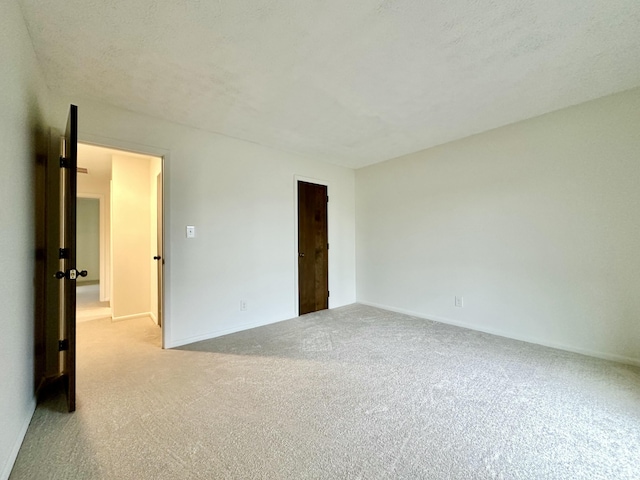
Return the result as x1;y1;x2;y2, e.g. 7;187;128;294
298;181;328;315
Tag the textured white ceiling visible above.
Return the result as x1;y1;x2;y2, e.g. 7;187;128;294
18;0;640;168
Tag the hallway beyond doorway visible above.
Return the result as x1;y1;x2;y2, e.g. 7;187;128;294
76;284;110;322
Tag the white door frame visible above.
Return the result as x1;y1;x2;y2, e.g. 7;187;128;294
77;134;169;349
293;174;330;316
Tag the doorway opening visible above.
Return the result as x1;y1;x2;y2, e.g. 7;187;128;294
76;196;109;321
75;143;164;340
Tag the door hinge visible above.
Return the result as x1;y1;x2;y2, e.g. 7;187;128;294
59;248;69;259
60;156;71;168
327;243;329;250
328;290;330;298
327;195;329;203
58;339;69;351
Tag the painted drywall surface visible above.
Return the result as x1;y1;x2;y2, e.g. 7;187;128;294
111;155;152;319
356;87;640;365
49;95;356;347
76;198;100;283
0;1;51;478
78;146;112;301
150;157;162;324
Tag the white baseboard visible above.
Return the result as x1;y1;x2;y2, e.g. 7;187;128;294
77;311;112;323
358;301;640;368
112;312;152;322
1;398;36;480
166;316;291;349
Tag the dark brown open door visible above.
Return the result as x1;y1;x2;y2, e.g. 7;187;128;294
50;105;80;412
37;105;81;412
297;181;329;315
60;105;79;412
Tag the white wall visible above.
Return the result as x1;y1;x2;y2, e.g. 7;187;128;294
78;149;112;301
50;96;357;347
111;155;152;319
356;87;640;366
0;1;51;478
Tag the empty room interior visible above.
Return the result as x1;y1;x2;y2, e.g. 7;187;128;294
2;0;639;479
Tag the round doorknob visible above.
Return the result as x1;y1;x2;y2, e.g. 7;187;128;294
153;256;161;260
299;253;305;257
78;270;88;277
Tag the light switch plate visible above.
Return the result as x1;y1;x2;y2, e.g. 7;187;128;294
186;225;196;238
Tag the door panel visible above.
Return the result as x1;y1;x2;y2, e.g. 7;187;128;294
298;181;328;315
40;128;63;385
156;172;163;327
38;106;79;411
61;104;78;412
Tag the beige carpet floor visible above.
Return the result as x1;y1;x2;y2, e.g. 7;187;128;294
10;304;640;479
76;284;111;323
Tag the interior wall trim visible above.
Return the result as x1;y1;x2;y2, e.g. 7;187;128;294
358;301;640;368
